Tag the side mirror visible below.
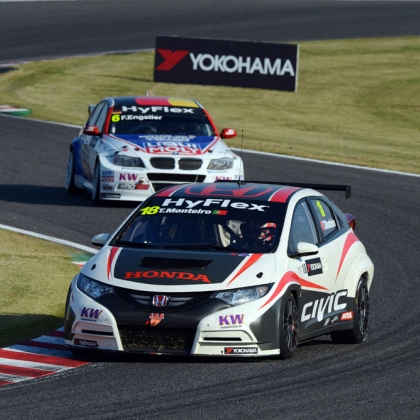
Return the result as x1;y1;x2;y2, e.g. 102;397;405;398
290;242;319;258
92;233;110;247
344;213;356;230
220;128;237;139
83;125;101;136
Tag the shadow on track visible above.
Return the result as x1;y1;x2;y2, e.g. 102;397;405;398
73;337;335;365
0;184;139;209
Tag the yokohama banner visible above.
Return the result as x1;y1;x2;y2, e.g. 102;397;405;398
154;36;299;92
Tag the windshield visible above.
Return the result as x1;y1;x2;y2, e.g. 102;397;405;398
109;115;216;136
115;197;286;253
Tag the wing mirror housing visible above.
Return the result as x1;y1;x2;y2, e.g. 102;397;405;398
290;242;319;258
83;125;101;136
220;128;237;139
92;233;110;247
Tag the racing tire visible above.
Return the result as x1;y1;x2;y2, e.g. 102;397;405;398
279;293;299;359
66;150;79;195
92;162;101;205
331;277;370;344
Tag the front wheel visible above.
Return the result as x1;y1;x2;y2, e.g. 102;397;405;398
331;277;370;344
279;293;299;359
66;150;79;195
92;162;101;205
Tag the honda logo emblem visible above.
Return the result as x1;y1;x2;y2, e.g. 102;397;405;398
152;295;169;307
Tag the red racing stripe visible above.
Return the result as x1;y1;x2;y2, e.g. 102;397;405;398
269;187;301;203
227;254;263;286
107;246;120;281
336;232;359;280
299;278;329;290
201;137;219;154
258;271;329;310
258;271;300;310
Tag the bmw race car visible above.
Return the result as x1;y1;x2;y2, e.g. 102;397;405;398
64;181;374;358
66;96;243;203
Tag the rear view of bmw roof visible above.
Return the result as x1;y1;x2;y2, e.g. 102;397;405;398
110;96;208;117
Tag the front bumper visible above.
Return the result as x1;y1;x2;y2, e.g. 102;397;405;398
96;157;244;201
64;280;280;357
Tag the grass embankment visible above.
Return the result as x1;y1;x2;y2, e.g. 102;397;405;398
0;36;419;173
0;36;419;347
0;230;85;348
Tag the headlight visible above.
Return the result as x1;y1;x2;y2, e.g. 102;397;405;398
211;284;272;306
107;155;145;167
77;273;114;299
207;158;234;170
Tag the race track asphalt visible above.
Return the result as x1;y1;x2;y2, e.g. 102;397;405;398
0;1;419;419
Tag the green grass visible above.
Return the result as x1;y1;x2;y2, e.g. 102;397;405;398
0;229;84;348
1;36;419;173
1;36;419;348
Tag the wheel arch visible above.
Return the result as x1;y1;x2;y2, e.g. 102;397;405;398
342;253;374;297
249;283;301;352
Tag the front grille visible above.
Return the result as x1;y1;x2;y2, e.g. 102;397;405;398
179;158;203;170
150;157;175;169
127;290;213;309
149;157;203;170
131;294;194;307
118;325;196;353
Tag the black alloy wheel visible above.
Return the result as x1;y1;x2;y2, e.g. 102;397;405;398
279;293;299;359
331;277;370;344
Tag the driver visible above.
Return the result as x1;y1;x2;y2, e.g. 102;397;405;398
167;122;188;135
241;222;277;248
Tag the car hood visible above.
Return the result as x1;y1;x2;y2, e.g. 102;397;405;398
107;134;225;156
82;246;277;292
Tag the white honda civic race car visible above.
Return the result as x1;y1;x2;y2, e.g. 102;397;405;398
66;96;243;204
64;181;374;358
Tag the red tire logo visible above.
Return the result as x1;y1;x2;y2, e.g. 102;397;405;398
155;49;190;71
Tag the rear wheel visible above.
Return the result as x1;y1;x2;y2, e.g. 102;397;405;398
66;151;79;195
279;293;299;359
331;277;370;344
92;162;101;204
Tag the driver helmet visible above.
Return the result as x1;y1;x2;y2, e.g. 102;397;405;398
250;222;277;246
168;121;187;134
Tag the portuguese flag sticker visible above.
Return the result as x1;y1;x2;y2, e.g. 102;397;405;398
212;210;228;215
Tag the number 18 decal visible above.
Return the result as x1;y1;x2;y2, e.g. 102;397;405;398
139;206;160;215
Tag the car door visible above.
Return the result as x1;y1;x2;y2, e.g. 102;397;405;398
80;101;108;182
287;198;341;335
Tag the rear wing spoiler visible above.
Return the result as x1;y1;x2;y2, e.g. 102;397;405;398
215;180;352;199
